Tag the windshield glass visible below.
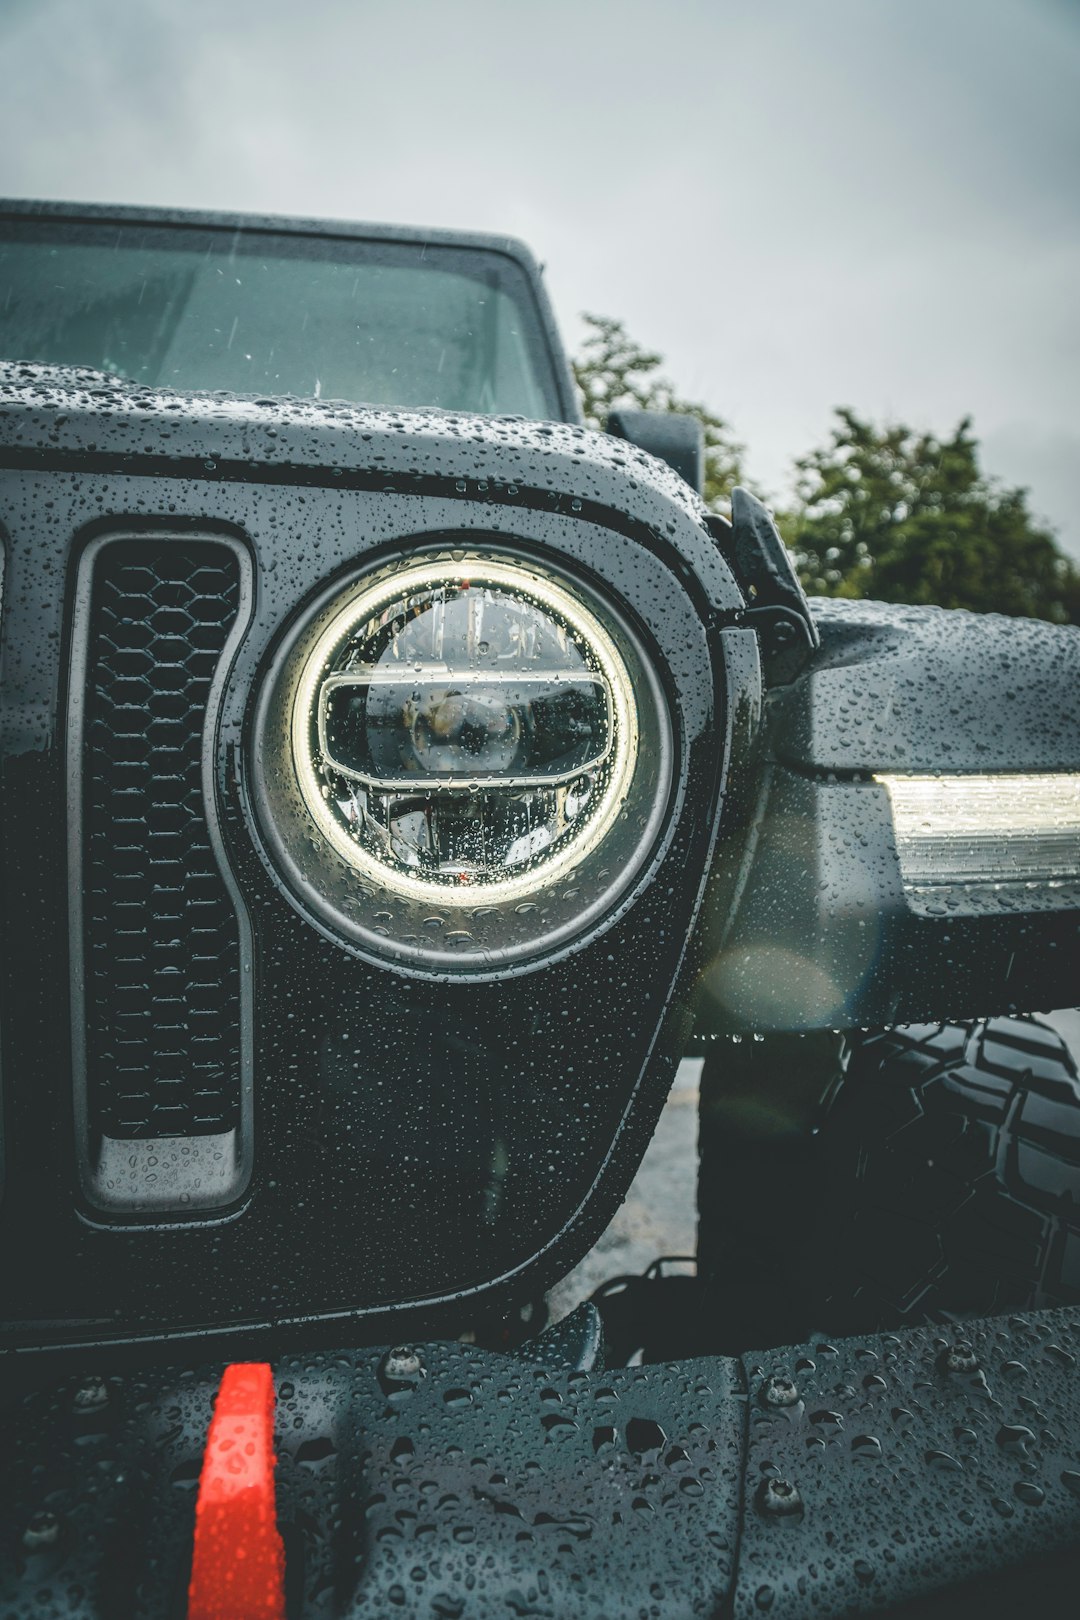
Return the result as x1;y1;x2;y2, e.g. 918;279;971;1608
0;218;561;419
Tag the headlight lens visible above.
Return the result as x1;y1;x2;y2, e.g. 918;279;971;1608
254;549;672;971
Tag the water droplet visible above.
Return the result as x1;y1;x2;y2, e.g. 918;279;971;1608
995;1424;1035;1455
925;1450;964;1473
625;1417;667;1456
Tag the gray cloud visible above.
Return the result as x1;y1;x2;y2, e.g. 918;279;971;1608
1;0;1077;554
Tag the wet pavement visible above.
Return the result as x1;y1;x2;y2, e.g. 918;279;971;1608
546;1057;701;1324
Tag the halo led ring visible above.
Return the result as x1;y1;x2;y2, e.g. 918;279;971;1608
252;546;673;973
290;556;639;905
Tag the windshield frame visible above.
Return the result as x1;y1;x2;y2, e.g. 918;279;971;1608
0;198;582;425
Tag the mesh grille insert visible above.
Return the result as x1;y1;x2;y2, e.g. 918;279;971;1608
83;542;242;1139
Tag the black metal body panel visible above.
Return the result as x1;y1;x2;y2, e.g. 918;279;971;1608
774;597;1080;775
694;597;1080;1033
2;1307;1078;1617
0;367;754;1353
737;1307;1080;1618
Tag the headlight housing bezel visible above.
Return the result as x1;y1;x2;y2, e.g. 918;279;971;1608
250;539;676;977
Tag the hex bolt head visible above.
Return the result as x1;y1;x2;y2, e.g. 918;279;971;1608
71;1375;109;1412
382;1346;424;1384
23;1511;60;1551
940;1342;980;1376
757;1478;804;1518
761;1374;800;1409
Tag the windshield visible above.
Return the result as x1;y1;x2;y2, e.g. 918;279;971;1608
0;218;561;419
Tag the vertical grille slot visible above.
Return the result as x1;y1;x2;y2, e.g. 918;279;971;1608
74;539;249;1214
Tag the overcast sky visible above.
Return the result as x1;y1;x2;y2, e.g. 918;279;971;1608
1;0;1077;555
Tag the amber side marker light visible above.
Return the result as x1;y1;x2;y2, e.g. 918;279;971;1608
875;773;1080;890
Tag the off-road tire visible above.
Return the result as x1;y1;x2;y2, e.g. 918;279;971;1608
697;1016;1080;1347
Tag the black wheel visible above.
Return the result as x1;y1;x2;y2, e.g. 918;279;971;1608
697;1016;1080;1349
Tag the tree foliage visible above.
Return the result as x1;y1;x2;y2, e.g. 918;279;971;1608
780;408;1080;624
572;318;1078;624
572;314;743;511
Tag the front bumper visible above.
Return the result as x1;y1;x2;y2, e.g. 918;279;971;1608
3;1304;1079;1618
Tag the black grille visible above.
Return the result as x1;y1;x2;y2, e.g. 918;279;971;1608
82;543;242;1139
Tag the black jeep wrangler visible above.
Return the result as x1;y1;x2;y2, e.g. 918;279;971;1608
0;200;1078;1618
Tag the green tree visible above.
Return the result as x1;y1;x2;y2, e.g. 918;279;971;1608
779;408;1080;624
572;313;743;511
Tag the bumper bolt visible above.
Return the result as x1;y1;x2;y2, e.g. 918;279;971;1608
757;1478;804;1518
72;1376;109;1412
940;1343;980;1376
380;1346;425;1389
23;1511;60;1551
760;1374;799;1409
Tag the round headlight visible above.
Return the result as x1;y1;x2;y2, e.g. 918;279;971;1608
253;548;672;972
